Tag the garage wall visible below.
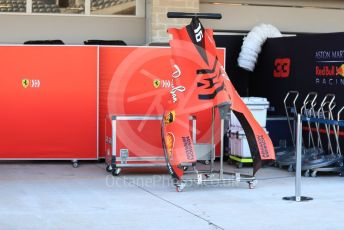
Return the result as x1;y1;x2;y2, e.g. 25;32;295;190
145;0;199;43
200;2;344;33
0;14;146;45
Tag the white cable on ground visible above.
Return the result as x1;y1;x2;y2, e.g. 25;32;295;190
238;24;282;71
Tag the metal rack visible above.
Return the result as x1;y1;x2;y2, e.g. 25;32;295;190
105;115;166;176
276;91;344;177
276;92;343;175
105;115;212;176
302;101;344;177
175;106;257;192
275;91;299;171
105;108;257;191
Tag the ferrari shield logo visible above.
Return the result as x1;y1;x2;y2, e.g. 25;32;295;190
153;79;160;88
22;79;29;88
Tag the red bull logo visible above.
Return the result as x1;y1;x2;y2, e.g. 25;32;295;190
315;64;344;86
336;64;344;77
315;64;344;77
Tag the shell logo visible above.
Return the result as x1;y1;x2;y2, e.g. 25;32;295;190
164;110;176;124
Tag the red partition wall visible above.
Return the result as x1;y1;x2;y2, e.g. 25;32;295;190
0;46;99;159
99;46;225;158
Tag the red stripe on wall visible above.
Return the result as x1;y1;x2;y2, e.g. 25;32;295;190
303;126;344;136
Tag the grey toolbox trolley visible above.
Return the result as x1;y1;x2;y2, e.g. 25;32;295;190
104;115;212;176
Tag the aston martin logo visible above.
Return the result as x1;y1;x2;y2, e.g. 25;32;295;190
22;79;29;88
153;79;160;88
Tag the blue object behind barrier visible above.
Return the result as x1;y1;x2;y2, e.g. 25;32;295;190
302;116;344;127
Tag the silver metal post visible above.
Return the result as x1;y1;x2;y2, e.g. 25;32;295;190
283;114;313;202
112;119;117;159
211;107;215;173
295;114;302;201
192;117;197;145
220;118;224;179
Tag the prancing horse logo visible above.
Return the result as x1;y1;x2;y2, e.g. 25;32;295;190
153;79;160;88
22;79;29;88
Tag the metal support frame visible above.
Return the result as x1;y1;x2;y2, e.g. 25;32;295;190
106;110;257;190
110;115;170;169
177;105;257;191
107;115;197;171
283;91;299;147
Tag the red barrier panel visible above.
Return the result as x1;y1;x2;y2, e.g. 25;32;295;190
0;46;98;159
99;46;225;158
0;45;223;160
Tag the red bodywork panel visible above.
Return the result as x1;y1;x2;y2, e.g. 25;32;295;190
162;18;275;178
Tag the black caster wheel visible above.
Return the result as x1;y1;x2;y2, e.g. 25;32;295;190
111;168;121;176
311;171;317;177
176;186;183;192
72;161;79;168
248;180;257;189
175;182;186;192
236;162;243;169
106;165;113;173
304;170;310;177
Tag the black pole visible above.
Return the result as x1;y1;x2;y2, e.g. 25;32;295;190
167;12;222;19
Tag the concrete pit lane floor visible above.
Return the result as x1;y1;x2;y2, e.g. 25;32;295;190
0;161;343;230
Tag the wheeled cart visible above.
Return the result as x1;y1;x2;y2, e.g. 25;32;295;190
105;115;208;176
174;107;257;192
105;109;257;192
105;115;167;176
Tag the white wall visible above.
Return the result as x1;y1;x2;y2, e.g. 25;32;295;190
0;14;146;45
200;3;344;33
2;1;344;45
